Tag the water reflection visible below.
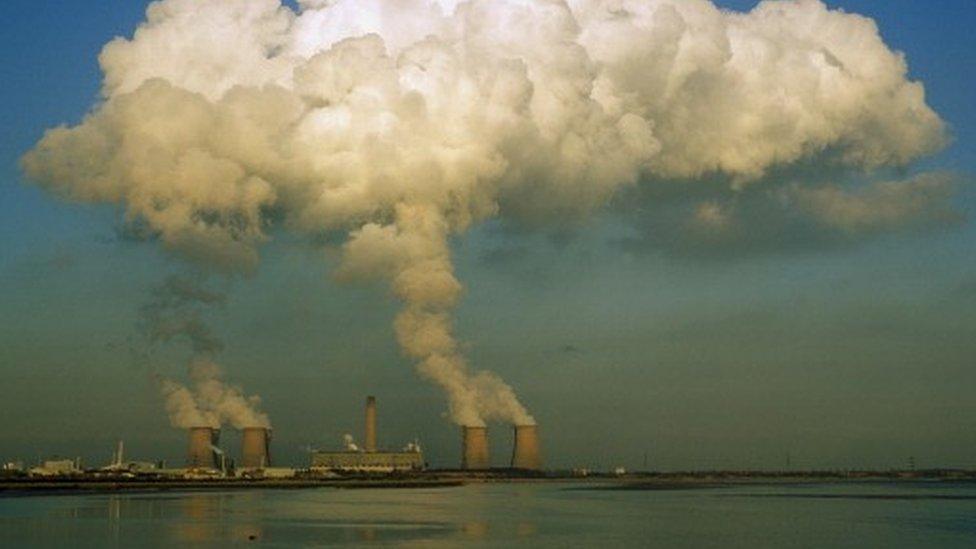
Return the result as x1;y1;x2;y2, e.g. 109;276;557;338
516;521;538;538
169;494;264;543
173;494;217;543
3;483;975;547
462;520;489;539
357;526;378;543
4;486;552;546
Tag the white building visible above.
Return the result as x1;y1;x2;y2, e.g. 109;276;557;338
30;458;82;477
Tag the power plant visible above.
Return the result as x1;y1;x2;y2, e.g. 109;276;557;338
181;398;544;475
182;400;540;474
310;396;425;473
9;396;544;481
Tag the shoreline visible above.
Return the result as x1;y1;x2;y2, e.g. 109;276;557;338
2;472;974;497
0;478;466;496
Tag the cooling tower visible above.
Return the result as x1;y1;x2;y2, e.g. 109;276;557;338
461;426;490;470
241;427;271;468
187;427;219;469
365;396;377;453
510;424;542;470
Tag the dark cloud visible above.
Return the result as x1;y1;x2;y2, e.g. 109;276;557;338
559;344;585;355
479;158;965;267
955;276;976;298
479;244;529;266
611;171;964;261
4;248;78;281
152;274;226;307
94;219;157;246
138;274;227;356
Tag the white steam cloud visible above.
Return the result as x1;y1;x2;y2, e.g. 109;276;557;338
23;0;948;426
162;358;271;429
159;360;271;430
160;376;218;429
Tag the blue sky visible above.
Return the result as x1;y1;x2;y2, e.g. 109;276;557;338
0;0;974;470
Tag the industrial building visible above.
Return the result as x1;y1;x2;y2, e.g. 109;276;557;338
310;396;425;473
100;440;161;475
310;451;423;472
29;458;82;477
4;395;540;481
2;461;24;473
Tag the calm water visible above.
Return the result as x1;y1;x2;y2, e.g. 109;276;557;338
1;481;975;547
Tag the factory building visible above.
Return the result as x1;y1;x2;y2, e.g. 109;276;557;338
310;396;425;473
29;458;82;477
311;451;423;472
2;461;25;473
100;440;162;475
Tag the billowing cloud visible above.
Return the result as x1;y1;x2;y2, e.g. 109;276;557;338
22;0;950;426
160;377;219;429
159;359;271;430
186;358;271;429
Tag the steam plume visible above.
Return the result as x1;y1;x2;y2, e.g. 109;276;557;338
339;203;532;425
23;0;950;426
160;377;218;429
140;274;226;356
187;358;271;429
142;275;270;429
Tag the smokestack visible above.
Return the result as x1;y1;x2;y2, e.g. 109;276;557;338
461;426;490;470
187;427;219;469
241;427;271;468
365;396;377;453
511;424;542;470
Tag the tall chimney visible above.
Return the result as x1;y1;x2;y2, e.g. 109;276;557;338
187;427;220;469
461;426;490;470
241;427;271;468
511;424;542;470
365;396;377;453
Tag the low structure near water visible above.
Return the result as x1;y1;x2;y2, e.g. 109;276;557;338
309;396;425;473
310;451;423;473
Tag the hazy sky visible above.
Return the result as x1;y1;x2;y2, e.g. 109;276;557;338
1;0;974;471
